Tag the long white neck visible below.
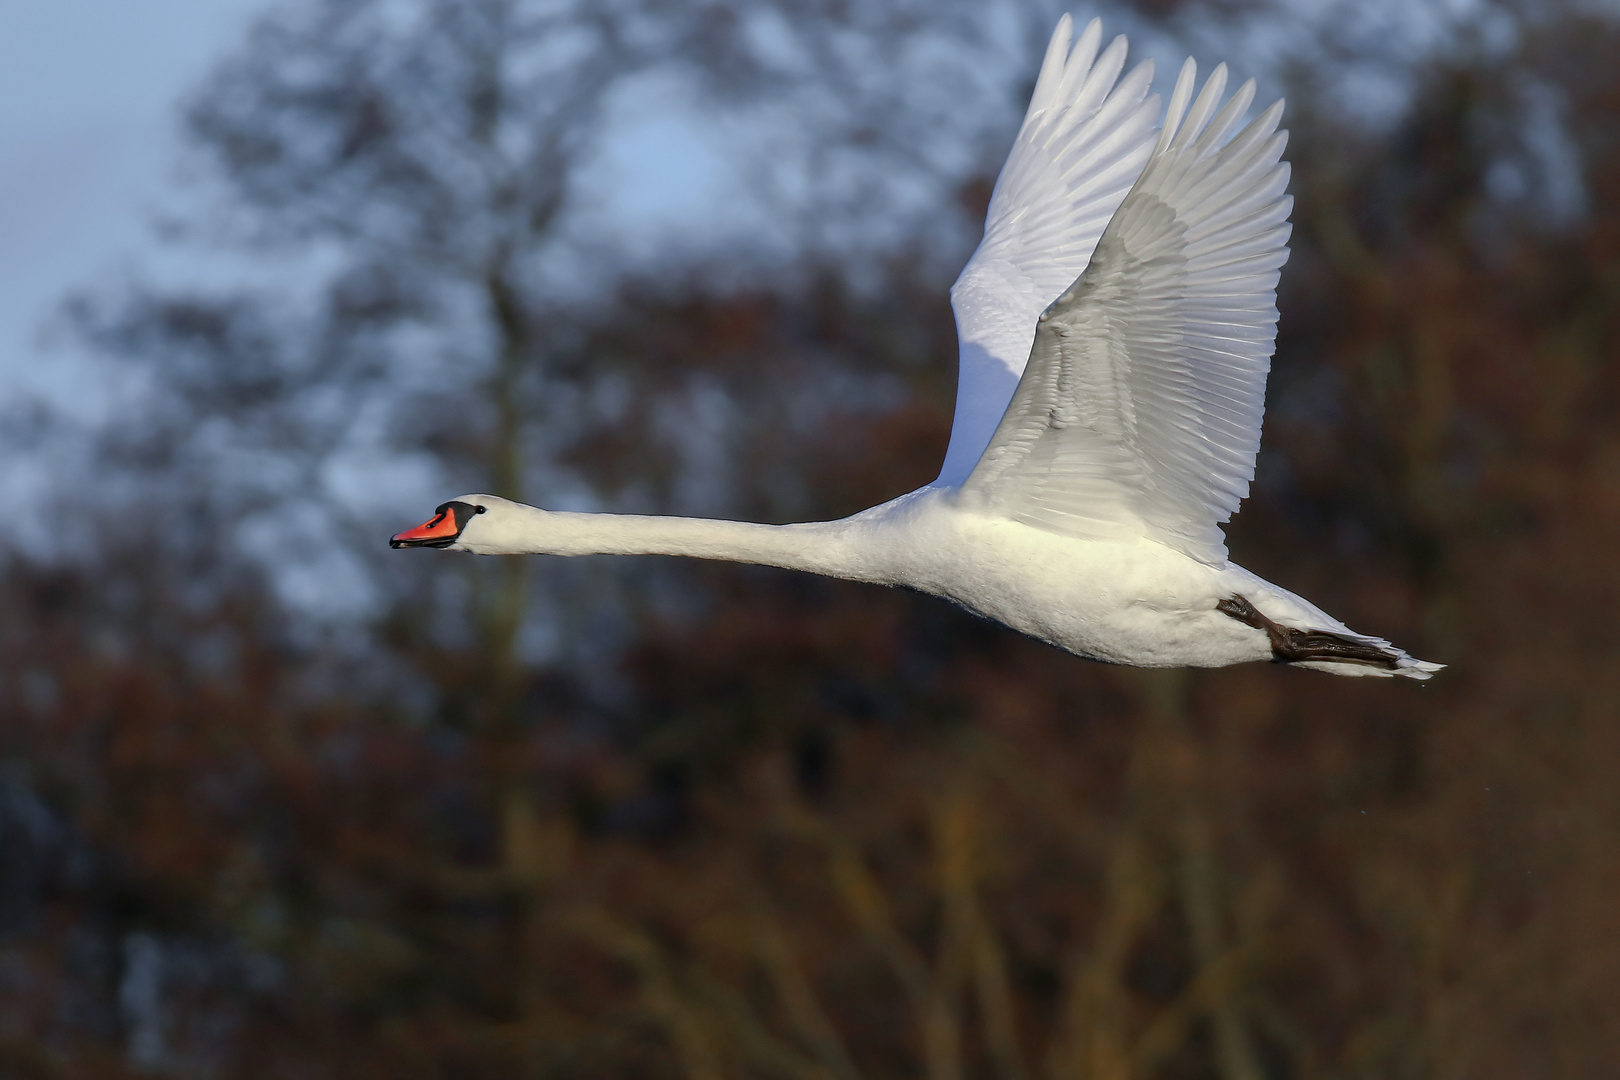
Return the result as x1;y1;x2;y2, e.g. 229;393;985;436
466;499;896;584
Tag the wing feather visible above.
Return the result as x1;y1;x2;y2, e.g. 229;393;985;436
938;15;1160;486
960;62;1292;565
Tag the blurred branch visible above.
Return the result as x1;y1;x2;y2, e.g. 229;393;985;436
749;897;865;1080
934;786;1029;1080
567;907;728;1080
1047;834;1159;1080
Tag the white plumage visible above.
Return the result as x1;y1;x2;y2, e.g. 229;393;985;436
392;15;1442;680
940;16;1160;486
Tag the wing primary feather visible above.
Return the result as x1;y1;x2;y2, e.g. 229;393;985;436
1067;34;1128;120
1191;78;1255;159
1073;18;1104;73
1186;192;1293;252
1185;225;1292;269
1153;57;1199;157
1059;58;1155;161
1183;113;1286;210
1027;14;1076;120
1181;161;1291;238
1170;63;1228;154
1052;20;1107;109
1180;121;1286;221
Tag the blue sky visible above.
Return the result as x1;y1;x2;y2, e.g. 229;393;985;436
0;0;1452;615
0;0;764;433
0;0;759;598
0;1;275;412
0;0;1449;509
0;0;1453;423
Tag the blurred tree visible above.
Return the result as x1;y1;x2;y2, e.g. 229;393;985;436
61;0;1121;922
64;0;1095;672
10;0;1620;1077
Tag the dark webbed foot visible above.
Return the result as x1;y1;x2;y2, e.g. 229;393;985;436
1217;594;1400;669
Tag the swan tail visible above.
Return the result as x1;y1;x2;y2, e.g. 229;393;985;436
1216;594;1444;681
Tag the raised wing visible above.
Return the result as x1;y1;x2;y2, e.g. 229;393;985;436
938;15;1159;486
960;59;1292;565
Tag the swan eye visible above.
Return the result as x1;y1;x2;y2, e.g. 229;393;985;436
475;505;487;514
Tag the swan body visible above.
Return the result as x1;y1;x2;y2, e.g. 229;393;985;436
393;16;1442;680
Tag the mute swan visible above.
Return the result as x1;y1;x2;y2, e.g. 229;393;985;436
392;15;1441;679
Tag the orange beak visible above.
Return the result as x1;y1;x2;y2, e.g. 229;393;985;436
390;505;463;549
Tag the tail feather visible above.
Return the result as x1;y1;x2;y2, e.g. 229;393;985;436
1217;594;1443;680
1292;651;1445;680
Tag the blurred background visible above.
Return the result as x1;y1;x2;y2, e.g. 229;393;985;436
3;0;1618;1076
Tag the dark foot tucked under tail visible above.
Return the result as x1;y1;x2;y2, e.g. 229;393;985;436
1217;594;1401;670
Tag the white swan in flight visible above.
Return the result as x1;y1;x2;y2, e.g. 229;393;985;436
392;15;1441;679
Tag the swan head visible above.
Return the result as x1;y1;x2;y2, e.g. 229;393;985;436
390;493;507;552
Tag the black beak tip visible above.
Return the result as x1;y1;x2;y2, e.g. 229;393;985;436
389;533;459;550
